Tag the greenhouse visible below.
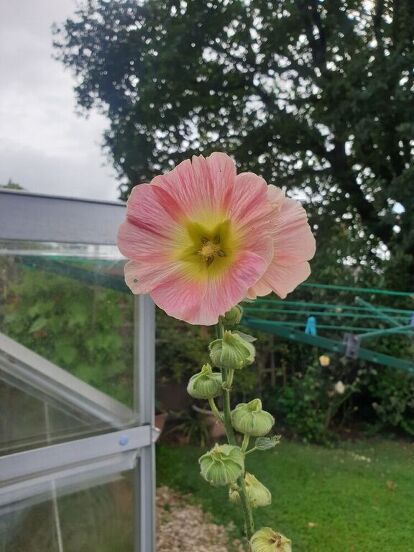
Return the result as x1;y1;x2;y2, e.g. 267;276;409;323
0;188;156;551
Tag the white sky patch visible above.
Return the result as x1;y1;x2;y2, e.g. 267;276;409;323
0;0;119;201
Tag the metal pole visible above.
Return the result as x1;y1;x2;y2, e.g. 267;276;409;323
134;295;156;552
44;403;64;552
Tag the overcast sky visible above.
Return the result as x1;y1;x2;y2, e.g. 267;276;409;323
0;0;119;201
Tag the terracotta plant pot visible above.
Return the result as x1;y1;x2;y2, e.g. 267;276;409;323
154;413;168;434
204;412;226;439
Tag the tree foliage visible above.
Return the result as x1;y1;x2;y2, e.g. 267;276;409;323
54;0;414;283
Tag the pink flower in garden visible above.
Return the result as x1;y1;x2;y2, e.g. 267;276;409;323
118;152;315;325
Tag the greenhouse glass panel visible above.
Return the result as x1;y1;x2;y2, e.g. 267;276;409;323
0;191;156;552
0;466;136;552
0;380;111;456
0;239;137;454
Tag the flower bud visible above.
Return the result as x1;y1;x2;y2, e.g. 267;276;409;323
209;331;255;370
199;444;244;486
229;472;271;508
231;399;274;437
220;305;243;326
250;527;292;552
187;364;222;399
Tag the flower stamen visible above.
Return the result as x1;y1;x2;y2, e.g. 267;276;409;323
198;239;226;266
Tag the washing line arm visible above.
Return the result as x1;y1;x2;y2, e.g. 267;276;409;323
242;317;414;374
357;325;413;341
355;297;405;328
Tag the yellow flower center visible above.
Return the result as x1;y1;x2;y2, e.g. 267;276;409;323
173;217;239;279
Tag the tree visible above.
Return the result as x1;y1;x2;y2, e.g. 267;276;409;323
0;178;23;190
54;0;414;286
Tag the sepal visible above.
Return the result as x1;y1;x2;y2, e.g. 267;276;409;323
209;331;255;370
220;305;243;326
229;472;271;508
187;363;222;399
250;527;292;552
199;444;244;486
231;399;274;437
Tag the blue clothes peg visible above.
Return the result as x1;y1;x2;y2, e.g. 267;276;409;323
410;313;414;327
305;316;317;336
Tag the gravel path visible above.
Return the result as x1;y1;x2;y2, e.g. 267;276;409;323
156;486;246;552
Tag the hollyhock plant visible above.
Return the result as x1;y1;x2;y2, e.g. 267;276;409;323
118;152;315;325
118;152;315;549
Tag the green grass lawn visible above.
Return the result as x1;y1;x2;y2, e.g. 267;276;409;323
157;439;414;551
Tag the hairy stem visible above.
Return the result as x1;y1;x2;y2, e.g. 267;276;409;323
216;320;255;541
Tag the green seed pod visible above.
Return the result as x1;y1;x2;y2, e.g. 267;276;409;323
229;472;272;508
231;399;274;437
250;527;292;552
199;444;244;486
187;364;222;399
220;305;243;326
209;331;255;370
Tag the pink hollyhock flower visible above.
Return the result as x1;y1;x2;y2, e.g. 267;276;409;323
118;152;315;325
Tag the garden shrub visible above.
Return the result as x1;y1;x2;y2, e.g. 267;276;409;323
367;368;414;436
3;264;134;405
265;360;359;444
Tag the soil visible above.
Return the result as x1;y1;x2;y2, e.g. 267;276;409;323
156;486;246;552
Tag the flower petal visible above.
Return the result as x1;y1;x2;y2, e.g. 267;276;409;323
230;172;273;230
151;250;268;325
125;183;178;237
118;219;176;262
247;196;315;299
124;259;180;294
248;261;311;299
267;183;285;210
227;173;275;268
151;152;236;218
272;198;316;264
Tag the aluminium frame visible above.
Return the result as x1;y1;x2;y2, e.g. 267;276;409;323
0;189;156;552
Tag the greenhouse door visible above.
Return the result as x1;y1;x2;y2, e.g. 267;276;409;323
0;189;156;552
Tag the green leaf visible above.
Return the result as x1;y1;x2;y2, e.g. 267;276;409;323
255;435;281;451
234;331;257;343
29;317;47;333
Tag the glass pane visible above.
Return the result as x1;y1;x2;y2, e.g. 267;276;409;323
0;468;135;552
0;381;111;455
0;240;137;453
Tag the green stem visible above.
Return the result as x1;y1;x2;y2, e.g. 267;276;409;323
241;434;250;453
227;367;235;387
238;475;255;538
216;321;255;541
208;398;223;422
217;322;237;445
